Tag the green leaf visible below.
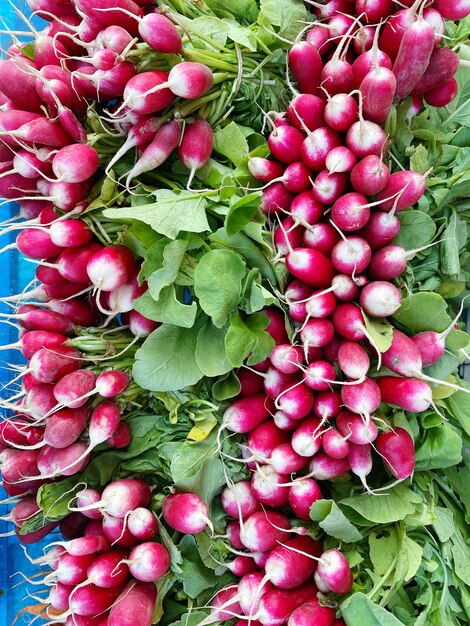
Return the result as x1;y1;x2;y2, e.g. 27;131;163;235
133;322;204;391
147;240;188;301
226;193;262;236
20;42;35;61
178;535;220;598
213;122;249;165
394;211;436;250
310;500;363;543
225;310;275;367
341;485;421;524
393;293;452;333
440;210;467;277
37;479;81;521
342;593;407;626
133;287;198;328
103;190;210;240
446;383;470;436
415;423;462;471
258;0;307;43
194;249;246;328
362;313;394;353
174;458;226;507
167;612;209;626
212;371;241;401
369;527;398;576
409;144;430;174
195;321;232;377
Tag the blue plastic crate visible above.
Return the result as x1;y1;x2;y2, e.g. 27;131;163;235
0;4;53;624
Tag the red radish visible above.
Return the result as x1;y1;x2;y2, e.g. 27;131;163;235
312;0;351;19
324;93;358;132
108;581;157;626
346;120;388;158
303;223;340;256
288;478;322;521
127;508;158;541
87;244;135;291
286;247;335;287
9;307;74;334
48;583;74;611
320;19;357;96
226;520;245;549
225;556;258;577
359;280;401;317
268;125;304;164
128;310;159;337
221;481;260;519
120;71;174;115
424;79;459;107
207;585;242;623
287;94;325;132
352;48;393;88
270;344;303;374
55;552;96;585
142;62;213;100
290;190;325;227
75;0;144;32
377;376;432;412
263;367;297;401
338;341;370;379
107;422;132;449
240;510;291;552
270;442;308;473
316;549;353;594
379;10;414;61
360;59;397;125
76;478;151;518
393;12;435;99
325;146;357;173
301;127;341;171
105;117;162;175
336;411;378;445
238;571;272;618
264;308;289;345
246;420;291;466
377;170;427;212
47;298;96;327
304;289;337;319
223;394;273;433
341;378;381;417
288;42;323;94
126;542;170;582
306;26;333;54
331;236;372;275
125;119;182;183
57;535;110;557
328;13;355;38
162;492;211;533
312;169;349;205
102;513;138;548
356;0;394;22
348;442;373;490
51;146;99;184
264;536;322;589
24;383;57;420
178;117;214;186
50;242;104;284
288;599;336;626
276;382;314;420
14;229;63;260
251;465;290;508
322;428;350;459
275;217;305;255
0;60;43;112
309;451;350;480
291;417;322;457
260;182;294;214
29;346;81;384
47;221;93;248
248;157;284;183
44;407;90;449
331;192;370;232
413;48;460;94
256;583;318;626
300;319;335;350
361;210;399;250
37;440;90;477
76;489;102;520
138;13;182;53
68;583;123;617
1;329;66;359
376;427;415;479
433;0;470;20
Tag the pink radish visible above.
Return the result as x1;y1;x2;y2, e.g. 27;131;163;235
29;346;81;384
288;478;322;521
331;192;370;232
126;542;170;582
268;125;304;164
338;341;370;379
105;117;162;174
424;79;459;107
177;117;214;186
270;442;308;473
288;599;336;626
138;13;182;53
322;428;350;459
221;481;260;519
68;583;124;617
238;369;265;397
270;344;303;374
306;25;333;54
316;549;353;594
276;382;314;420
361;210;399;250
413;47;460;95
260;182;294;214
76;478;151;518
43;406;90;449
341;378;381;417
264;536;323;589
1;329;66;359
376;170;427;212
107;422;132;449
300;319;335;350
125;119;182;183
301;126;341;171
256;583;318;626
359;280;402;317
246;420;291;466
352;48;393;88
368;243;428;280
52;145;99;183
248;157;284;183
324;93;358;132
433;0;470;20
312;169;349;205
377;376;432;412
86;244;134;291
251;465;290;508
108;581;157;626
308;451;350;480
290;190;325;227
288;42;323;94
75;0;143;33
239;510;291;552
286;247;335;287
0;60;43;112
376;427;415;479
331;236;372;275
55;552;96;586
303;223;340;256
325;146;357;173
162;492;212;533
346;120;388;158
120;71;174;115
76;489;102;520
287;94;325;131
291;417;322;457
336;411;378;445
223;394;273;433
127;508;158;541
348;442;373;491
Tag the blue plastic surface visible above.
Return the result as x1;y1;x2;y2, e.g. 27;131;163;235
0;4;52;625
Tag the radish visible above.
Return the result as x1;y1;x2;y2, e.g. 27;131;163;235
102;513;138;548
288;599;336;626
361;210;399;250
308;451;350;480
286;246;335;287
338;341;370;379
287;94;325;132
256;583;318;626
86;244;134;292
300;319;335;350
303;223;340;256
359;281;402;317
43;406;90;449
76;489;102;520
108;581;157;626
1;329;66;359
313;390;342;421
127;508;158;541
331;192;370;232
268;125;304;164
411;303;465;367
301;360;336;391
105;117;162;175
119;71;174;116
52;145;100;183
377;376;432;412
238;571;272;618
226;520;245;549
29;346;81;384
138;13;182;53
0;60;43;112
368;242;436;280
76;478;151;518
336;411;378;445
55;552;96;586
223;394;273;433
312;169;349;205
177;117;214;186
288;42;323;94
413;48;460;95
301;127;342;171
328;13;356;39
320;19;358;95
322;428;350;459
331;236;372;275
376;170;427;212
433;0;470;20
424;79;459;107
348;442;373;491
263;536;322;590
316;549;353;594
276;381;314;419
270;344;303;374
260;182;294;214
6;307;74;334
126;542;170;582
289;190;326;228
246;420;291;466
107;422;132;449
68;583;124;617
346;120;388;158
341;378;381;417
324;93;359;132
248;157;284;183
325;146;357;174
270;442;308;473
288;478;322;521
356;0;394;22
291;417;322;457
162;492;212;533
352;48;393;88
251;465;290;508
306;25;333;53
239;510;291;552
125;119;182;184
360;57;397;125
376;427;415;479
393;9;436;99
221;481;261;519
